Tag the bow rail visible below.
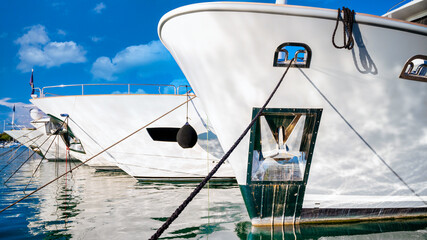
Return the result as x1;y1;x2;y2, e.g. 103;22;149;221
31;83;194;98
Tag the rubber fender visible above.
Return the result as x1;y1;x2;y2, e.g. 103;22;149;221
176;123;198;148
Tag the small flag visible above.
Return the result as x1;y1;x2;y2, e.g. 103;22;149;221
12;104;15;125
30;69;34;95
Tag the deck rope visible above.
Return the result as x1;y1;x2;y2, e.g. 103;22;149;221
332;7;355;50
149;58;295;240
0;96;195;214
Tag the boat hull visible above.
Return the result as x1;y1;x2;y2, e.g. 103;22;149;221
159;2;427;224
31;94;235;181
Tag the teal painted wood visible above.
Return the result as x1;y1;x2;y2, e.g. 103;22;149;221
242;108;322;223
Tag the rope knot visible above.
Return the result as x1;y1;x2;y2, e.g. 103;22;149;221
332;7;355;50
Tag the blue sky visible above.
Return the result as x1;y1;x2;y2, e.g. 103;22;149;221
0;0;400;130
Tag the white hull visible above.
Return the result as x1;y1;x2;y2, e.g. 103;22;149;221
4;125;82;161
159;2;427;223
31;94;235;181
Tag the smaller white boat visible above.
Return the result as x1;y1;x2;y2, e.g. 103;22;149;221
31;83;236;181
4;108;85;161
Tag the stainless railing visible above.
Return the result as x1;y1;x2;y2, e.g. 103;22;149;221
32;83;194;98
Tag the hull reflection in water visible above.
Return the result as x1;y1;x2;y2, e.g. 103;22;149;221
248;219;427;239
1;150;425;239
0;154;248;239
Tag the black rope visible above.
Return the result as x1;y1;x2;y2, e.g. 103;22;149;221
332;7;355;50
149;58;295;240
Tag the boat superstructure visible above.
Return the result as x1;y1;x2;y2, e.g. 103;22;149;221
30;83;235;181
159;1;427;225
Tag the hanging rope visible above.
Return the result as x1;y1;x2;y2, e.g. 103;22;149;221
186;86;189;122
0;96;195;214
332;7;355;50
149;58;295;240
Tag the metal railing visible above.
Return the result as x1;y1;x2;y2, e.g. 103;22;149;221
31;83;195;98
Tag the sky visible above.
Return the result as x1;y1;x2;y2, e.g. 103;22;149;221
0;0;402;130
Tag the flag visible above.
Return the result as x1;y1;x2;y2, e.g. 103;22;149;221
30;69;34;95
12;105;15;125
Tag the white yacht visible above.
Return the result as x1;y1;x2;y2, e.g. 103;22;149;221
159;1;427;225
4;109;85;161
30;84;235;181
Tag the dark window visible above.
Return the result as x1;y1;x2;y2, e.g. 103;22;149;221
147;128;180;142
399;55;427;82
273;42;312;68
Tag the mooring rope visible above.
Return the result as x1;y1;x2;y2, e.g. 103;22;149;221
0;145;20;158
0;147;28;174
23;132;62;194
3;132;56;185
332;7;355;50
298;68;427;205
0;133;42;169
0;125;45;159
0;133;43;174
4;116;70;186
149;59;295;240
0;96;196;214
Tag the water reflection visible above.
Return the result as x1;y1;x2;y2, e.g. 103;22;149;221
248;219;427;239
0;148;426;239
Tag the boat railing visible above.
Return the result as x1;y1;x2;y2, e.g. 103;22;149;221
31;83;194;98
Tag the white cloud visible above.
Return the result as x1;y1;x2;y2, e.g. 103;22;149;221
91;36;103;42
15;25;49;46
0;98;33;108
15;25;86;72
57;29;66;36
111;89;146;94
94;2;106;14
91;40;172;81
0;98;35;127
91;56;116;80
166;79;190;94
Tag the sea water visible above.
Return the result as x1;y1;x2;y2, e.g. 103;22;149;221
0;148;426;239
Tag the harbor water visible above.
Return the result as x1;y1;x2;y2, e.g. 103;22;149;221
0;148;426;239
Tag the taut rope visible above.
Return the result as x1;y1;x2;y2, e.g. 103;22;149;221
0;96;195;214
149;58;295;239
